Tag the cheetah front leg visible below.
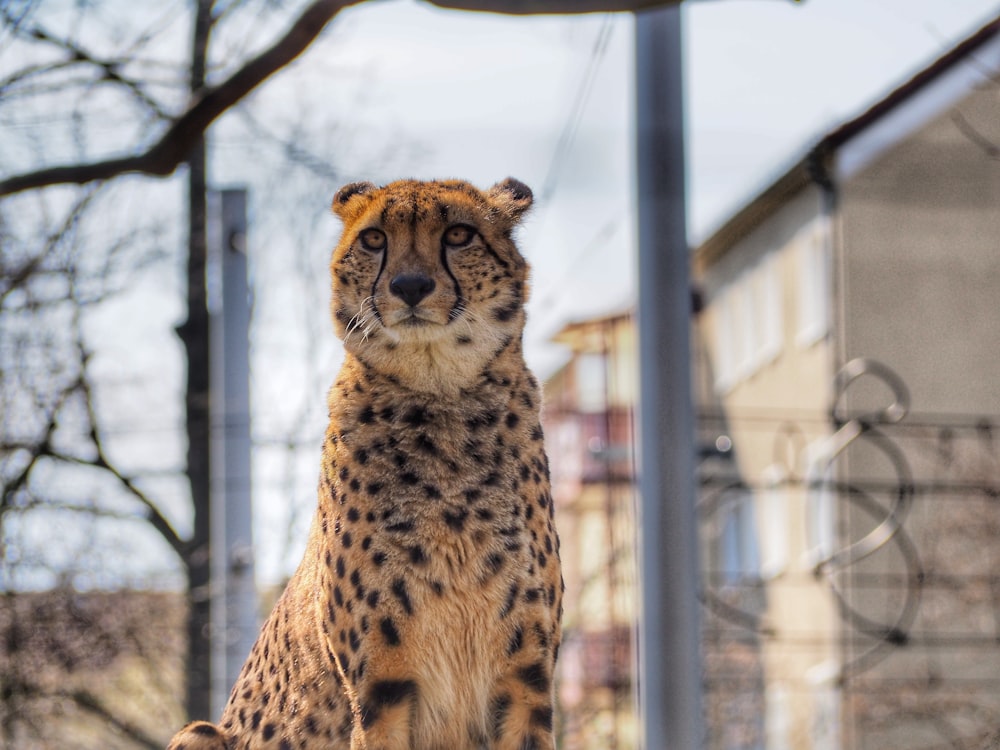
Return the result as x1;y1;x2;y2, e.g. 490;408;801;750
488;560;562;750
488;612;558;750
489;660;556;750
348;677;418;750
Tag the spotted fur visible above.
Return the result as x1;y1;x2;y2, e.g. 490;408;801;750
167;178;562;750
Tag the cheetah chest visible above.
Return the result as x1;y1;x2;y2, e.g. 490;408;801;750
316;388;558;743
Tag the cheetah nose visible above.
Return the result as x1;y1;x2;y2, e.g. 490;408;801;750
390;273;436;307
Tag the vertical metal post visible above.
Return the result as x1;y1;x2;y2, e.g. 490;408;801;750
210;188;257;717
634;7;703;749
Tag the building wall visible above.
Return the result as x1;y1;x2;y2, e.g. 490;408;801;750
839;83;1000;416
544;315;639;750
836;79;1000;750
695;184;843;750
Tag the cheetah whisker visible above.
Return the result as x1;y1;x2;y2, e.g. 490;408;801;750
345;297;376;344
449;305;477;340
361;318;380;342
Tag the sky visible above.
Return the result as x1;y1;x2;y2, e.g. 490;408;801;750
206;0;1000;582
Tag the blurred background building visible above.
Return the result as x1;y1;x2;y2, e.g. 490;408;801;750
545;14;1000;749
544;313;639;749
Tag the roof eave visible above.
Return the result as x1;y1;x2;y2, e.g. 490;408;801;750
692;14;1000;273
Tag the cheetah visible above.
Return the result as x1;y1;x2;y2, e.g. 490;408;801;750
167;178;563;750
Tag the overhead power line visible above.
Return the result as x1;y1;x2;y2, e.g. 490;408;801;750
540;13;616;203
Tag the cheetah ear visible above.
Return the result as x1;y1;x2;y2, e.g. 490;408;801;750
332;181;378;220
487;178;533;223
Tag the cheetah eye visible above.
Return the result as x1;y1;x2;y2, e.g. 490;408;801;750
359;228;386;252
443;225;475;248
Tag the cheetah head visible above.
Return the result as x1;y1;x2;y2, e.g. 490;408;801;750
330;178;533;392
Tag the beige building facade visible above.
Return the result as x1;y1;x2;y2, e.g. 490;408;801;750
544;314;640;750
694;14;1000;750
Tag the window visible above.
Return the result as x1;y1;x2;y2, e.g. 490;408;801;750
807;662;842;750
754;254;783;368
804;439;838;567
574;352;607;413
765;685;791;750
718;487;760;583
796;220;831;348
759;464;789;580
712;251;784;393
713;284;737;392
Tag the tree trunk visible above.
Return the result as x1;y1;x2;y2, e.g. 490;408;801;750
177;0;215;722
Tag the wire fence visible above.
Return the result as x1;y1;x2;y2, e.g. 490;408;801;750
549;355;1000;750
696;359;1000;750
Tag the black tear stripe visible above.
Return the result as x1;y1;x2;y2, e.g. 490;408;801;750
440;239;465;320
369;246;388;326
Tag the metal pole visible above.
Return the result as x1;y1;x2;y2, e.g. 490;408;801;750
634;6;703;749
210;188;257;717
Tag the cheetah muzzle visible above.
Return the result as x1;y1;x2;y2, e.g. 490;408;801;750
167;178;563;750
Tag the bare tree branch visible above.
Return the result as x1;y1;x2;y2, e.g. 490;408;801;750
70;315;186;558
47;440;188;558
52;688;162;750
427;0;803;12
3;494;157;523
234;107;341;181
0;0;362;196
21;22;170;119
2;376;185;559
0;385;72;517
427;0;674;12
0;188;101;304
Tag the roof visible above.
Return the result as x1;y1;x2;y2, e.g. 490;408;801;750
550;308;633;351
693;14;1000;272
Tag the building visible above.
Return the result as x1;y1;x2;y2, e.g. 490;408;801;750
694;13;1000;749
543;313;640;750
548;13;1000;750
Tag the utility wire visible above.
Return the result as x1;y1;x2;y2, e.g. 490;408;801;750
524;15;618;339
539;14;615;205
